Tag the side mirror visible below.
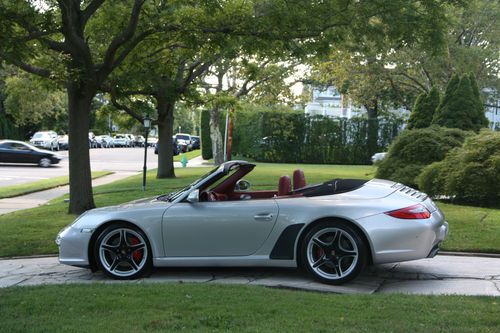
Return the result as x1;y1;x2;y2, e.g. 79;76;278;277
235;179;251;191
187;189;199;203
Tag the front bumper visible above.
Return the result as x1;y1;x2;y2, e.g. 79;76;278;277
56;225;93;267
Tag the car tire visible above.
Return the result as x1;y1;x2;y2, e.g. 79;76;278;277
300;221;367;285
94;223;152;280
38;157;51;168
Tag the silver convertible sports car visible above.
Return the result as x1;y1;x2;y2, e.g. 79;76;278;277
57;160;448;285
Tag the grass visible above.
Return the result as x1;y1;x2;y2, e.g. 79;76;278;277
438;202;500;253
0;161;498;257
0;284;498;332
0;171;112;199
173;149;201;162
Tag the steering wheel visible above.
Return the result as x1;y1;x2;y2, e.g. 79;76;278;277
200;191;217;202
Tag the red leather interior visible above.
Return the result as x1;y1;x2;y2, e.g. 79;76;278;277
278;175;292;196
293;169;306;189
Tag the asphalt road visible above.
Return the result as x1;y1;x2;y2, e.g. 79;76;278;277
0;147;159;187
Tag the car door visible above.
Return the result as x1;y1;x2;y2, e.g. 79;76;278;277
10;143;37;163
0;143;14;162
162;199;279;257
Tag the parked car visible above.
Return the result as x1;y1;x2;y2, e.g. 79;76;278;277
95;135;114;148
113;134;130;147
134;135;146;147
154;138;179;156
175;133;192;152
88;132;98;148
57;160;448;284
125;134;136;147
146;136;158;147
191;136;200;150
57;135;69;150
29;131;59;151
371;152;387;164
0;140;63;167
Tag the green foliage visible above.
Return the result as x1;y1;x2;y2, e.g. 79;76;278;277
418;130;500;206
201;110;212;160
407;87;440;129
232;110;403;165
376;126;470;187
432;74;488;131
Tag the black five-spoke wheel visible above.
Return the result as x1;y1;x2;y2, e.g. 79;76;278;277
94;224;152;279
301;222;367;284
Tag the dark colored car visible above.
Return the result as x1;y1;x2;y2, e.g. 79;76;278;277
154;138;179;156
191;136;200;150
0;140;63;167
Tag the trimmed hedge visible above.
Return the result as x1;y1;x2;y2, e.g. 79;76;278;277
200;110;212;160
418;130;500;206
232;111;403;165
375;126;470;188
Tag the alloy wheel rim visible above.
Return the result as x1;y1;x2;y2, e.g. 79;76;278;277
306;227;358;280
99;228;148;277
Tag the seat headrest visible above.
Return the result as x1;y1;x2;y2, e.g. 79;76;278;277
293;169;306;190
278;175;292;196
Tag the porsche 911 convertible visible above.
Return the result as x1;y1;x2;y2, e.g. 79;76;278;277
56;160;448;284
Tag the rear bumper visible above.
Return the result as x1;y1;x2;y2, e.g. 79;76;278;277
357;209;449;265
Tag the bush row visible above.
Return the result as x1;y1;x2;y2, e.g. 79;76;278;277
231;112;403;165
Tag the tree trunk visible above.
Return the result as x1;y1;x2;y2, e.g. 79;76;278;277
209;106;224;165
365;101;379;164
156;98;175;178
67;82;95;214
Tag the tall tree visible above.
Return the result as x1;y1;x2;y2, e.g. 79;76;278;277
201;58;299;164
0;1;155;214
407;87;441;129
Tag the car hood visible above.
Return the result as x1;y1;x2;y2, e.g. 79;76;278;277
89;197;171;213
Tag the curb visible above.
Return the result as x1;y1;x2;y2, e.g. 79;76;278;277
438;251;500;259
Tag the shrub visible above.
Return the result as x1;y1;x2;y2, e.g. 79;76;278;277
375;126;470;187
418;130;500;206
407;87;440;130
432;73;488;132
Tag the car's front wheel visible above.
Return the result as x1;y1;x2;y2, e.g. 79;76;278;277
38;157;51;167
301;222;367;285
94;224;152;280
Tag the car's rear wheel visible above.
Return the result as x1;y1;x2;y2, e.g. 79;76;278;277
38;157;51;168
94;224;152;280
301;222;367;285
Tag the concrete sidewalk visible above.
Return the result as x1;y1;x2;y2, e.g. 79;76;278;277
0;171;138;216
0;255;498;295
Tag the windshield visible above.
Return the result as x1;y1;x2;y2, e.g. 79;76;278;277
157;165;221;202
33;133;45;139
176;135;190;140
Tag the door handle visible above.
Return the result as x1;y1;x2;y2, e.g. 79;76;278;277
253;213;274;221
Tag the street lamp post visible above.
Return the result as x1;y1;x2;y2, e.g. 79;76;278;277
142;116;151;191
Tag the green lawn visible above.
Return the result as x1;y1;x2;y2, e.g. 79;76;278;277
0;171;112;199
0;284;497;333
439;202;500;253
0;162;498;257
173;149;201;162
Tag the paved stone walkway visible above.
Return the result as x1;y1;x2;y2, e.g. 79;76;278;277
1;255;498;295
0;171;138;215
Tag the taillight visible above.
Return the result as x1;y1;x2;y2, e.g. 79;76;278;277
385;204;431;219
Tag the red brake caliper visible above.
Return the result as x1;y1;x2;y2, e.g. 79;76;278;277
130;237;143;262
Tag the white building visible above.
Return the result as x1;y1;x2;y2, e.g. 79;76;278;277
304;86;408;119
304;86;362;118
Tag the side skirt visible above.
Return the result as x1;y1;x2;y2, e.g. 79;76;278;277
153;255;296;268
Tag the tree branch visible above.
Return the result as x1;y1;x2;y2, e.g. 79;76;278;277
81;0;105;26
0;52;51;78
100;0;145;77
109;88;144;124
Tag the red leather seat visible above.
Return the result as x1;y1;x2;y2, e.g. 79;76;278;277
278;175;292;196
293;169;306;189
